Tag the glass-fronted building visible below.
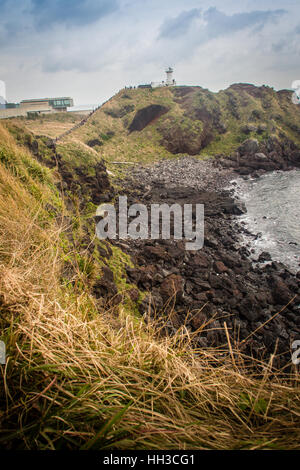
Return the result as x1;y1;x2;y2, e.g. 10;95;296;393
0;96;74;119
20;97;74;112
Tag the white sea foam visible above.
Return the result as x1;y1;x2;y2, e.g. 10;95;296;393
233;170;300;272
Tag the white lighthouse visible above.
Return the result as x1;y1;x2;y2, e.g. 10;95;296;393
150;68;176;88
166;67;175;86
0;81;6;108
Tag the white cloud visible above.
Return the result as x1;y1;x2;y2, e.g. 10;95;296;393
0;0;298;104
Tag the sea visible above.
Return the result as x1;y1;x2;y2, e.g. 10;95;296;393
233;170;300;273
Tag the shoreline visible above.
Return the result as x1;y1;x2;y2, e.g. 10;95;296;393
228;169;300;275
114;155;300;366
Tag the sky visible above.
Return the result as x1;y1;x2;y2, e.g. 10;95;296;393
0;0;299;105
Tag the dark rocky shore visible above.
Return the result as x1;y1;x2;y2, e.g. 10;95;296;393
112;138;300;367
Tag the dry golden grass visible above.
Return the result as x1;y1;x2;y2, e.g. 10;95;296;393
10;114;85;139
1;124;300;450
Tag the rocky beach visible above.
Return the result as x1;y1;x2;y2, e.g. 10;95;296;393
111;138;300;367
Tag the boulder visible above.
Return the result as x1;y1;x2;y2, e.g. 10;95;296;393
160;274;184;302
222;200;246;215
238;294;261;322
238;138;259;155
214;261;228;274
254;152;268;160
144;245;170;261
270;276;293;305
258;252;272;262
192;252;209;268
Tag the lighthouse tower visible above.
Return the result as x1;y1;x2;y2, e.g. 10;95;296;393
165;67;175;86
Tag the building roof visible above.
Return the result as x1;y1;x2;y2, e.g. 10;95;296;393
20;97;72;103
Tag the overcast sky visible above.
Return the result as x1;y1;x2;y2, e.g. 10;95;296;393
0;0;299;105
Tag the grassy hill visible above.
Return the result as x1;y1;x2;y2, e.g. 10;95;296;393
1;85;300;449
59;84;300;170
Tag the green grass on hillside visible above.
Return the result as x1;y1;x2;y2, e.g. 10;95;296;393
52;85;300;167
